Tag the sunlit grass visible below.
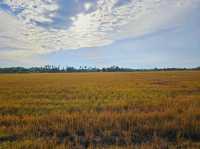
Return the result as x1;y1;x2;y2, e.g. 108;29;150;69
0;71;200;148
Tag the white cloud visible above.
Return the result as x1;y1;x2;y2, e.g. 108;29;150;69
0;0;199;61
84;2;93;11
2;0;59;24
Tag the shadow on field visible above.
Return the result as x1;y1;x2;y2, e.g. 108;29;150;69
0;135;17;143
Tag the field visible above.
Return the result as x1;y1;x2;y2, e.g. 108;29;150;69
0;71;200;149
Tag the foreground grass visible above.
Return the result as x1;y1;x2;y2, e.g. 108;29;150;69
0;71;200;148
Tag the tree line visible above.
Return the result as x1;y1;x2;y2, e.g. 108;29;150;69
0;65;199;73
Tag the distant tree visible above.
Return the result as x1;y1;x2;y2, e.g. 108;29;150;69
0;65;199;73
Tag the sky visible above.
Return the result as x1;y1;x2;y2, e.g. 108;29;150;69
0;0;200;68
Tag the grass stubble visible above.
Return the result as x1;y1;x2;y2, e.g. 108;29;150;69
0;71;199;148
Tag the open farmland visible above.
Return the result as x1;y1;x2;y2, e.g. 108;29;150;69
0;71;200;149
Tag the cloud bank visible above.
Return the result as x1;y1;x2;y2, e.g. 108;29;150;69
0;0;199;59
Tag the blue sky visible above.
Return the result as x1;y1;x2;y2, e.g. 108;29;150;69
0;0;200;68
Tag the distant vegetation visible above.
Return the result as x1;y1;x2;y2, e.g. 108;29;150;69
0;71;200;148
0;65;200;73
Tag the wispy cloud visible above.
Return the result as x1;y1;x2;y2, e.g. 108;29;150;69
0;0;199;60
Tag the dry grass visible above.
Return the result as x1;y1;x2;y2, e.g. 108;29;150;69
0;71;200;148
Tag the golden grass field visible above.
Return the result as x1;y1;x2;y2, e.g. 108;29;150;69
0;71;200;149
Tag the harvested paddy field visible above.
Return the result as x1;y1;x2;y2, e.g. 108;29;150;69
0;71;200;148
